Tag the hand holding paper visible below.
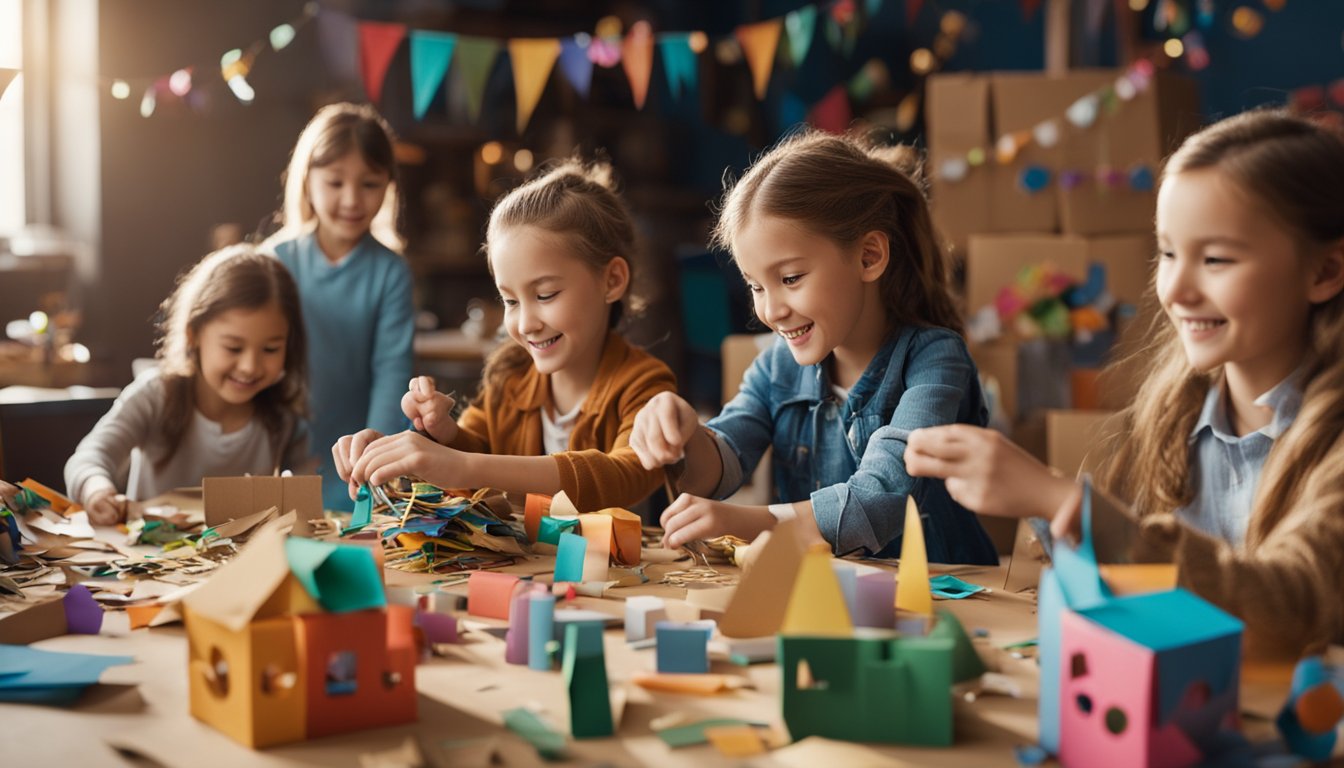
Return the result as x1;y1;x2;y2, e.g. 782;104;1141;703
659;495;774;551
332;428;387;500
401;375;458;444
348;429;465;490
905;424;1077;520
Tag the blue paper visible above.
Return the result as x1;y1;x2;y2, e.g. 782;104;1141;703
0;645;133;690
409;31;456;119
554;532;585;582
528;593;556;670
538;516;579;546
655;621;712;674
929;574;987;599
348;484;373;531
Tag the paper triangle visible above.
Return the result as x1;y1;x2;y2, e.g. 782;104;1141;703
621;21;655;109
454;36;501;124
409;30;456;119
895;496;932;616
784;7;817;66
718;519;807;638
509;38;560;133
781;543;854;635
808;85;851;134
357;21;407;106
550;490;580;517
657;34;698;101
735;20;782;100
558;36;595;99
183;519;291;632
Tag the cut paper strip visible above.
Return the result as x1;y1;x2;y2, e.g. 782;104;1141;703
621;21;655;109
558;36;594;99
895;496;932;616
349;484;373;530
502;707;568;760
593;507;641;566
508;38;560;133
631;670;745;695
63;584;103;635
657;34;698;101
466;570;520;620
555;531;586;583
284;537;386;613
550;490;580;517
704;724;766;757
735;19;782;100
528;591;556;670
454;36;501;123
655;718;769;748
929;574;986;600
524;493;552;542
409;30;456;119
538;515;579;545
785;7;818;66
126;603;166;630
357;21;407;105
781;544;853;635
578;515;612;582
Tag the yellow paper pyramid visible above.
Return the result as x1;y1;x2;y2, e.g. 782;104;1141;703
895;496;932;616
780;543;854;635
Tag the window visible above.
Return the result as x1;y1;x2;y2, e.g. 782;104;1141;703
0;0;22;235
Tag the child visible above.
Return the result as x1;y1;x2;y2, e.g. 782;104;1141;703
628;130;1000;564
65;245;310;525
263;102;414;512
906;110;1344;659
333;158;676;510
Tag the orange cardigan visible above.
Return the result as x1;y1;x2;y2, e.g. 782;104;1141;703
449;332;676;510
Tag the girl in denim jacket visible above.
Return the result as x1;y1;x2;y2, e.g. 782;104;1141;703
630;129;999;564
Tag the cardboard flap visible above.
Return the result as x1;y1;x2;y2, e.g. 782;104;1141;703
718;519;806;638
203;476;322;536
183;518;292;631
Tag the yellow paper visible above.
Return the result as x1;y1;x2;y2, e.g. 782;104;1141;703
1098;563;1178;596
508;38;560;133
704;725;766;757
895;496;932;616
780;543;853;635
735;20;783;100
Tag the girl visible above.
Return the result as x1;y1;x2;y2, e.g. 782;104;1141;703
906;110;1344;659
65;245;310;525
264;102;414;512
332;158;676;511
628;130;1000;564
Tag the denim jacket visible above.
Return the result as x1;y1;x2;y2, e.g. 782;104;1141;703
706;326;999;564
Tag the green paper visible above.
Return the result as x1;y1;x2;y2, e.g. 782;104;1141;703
284;537;386;613
561;622;612;738
656;718;767;748
502;707;568;760
934;610;988;683
349;484;373;531
929;573;987;599
537;516;579;545
554;531;585;582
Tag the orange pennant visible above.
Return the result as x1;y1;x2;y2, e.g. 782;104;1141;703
358;21;407;105
621;21;655;109
735;20;782;100
508;38;560;133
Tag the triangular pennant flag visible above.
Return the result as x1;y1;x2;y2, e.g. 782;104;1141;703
657;34;698;101
508;38;560;134
894;496;932;616
784;7;817;67
357;21;407;106
558;36;595;99
1021;0;1044;20
622;21;655;109
0;68;18;102
807;85;851;134
455;36;501;124
735;20;782;101
409;30;456;119
906;0;925;27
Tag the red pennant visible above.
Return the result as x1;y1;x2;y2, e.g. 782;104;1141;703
808;85;851;134
358;21;407;105
1020;0;1043;20
906;0;924;27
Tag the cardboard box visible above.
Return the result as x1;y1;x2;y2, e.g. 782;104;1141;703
965;233;1153;315
204;475;323;537
1045;409;1119;479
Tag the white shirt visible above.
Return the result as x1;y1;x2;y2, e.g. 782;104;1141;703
540;400;582;455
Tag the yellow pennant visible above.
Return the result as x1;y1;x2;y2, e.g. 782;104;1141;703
894;496;932;616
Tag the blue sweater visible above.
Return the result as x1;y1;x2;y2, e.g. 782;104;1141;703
274;232;414;511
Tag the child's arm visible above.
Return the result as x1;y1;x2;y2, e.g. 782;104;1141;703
346;431;561;495
365;260;415;435
629;393;723;497
64;376;160;524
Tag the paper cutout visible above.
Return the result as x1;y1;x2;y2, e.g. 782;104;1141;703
578;514;612;582
203;475;322;536
357;21;407;105
562;621;613;738
621;21;654;109
0;644;134;703
465;571;520;620
704;724;766;757
349;484;373;530
550;490;580;517
557;37;594;99
18;478;75;513
784;7;818;66
63;584;103;635
781;543;853;636
929;573;987;599
503;707;567;760
284;537;385;613
593;507;641;565
537;514;579;545
656;620;714;674
657;34;698;100
895;496;932;616
183;520;294;632
631;670;744;695
523;493;552;542
1098;563;1178;596
718;519;806;638
656;718;768;748
454;36;501;123
555;531;586;582
409;30;456;119
735;20;782;100
508;38;560;133
528;591;556;670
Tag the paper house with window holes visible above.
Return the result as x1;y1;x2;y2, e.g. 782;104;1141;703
741;499;985;746
1041;481;1242;768
182;519;416;748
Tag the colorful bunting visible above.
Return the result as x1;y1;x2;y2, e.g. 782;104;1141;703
622;21;655;109
558;36;595;99
657;34;699;101
455;37;501;123
509;38;560;133
808;85;851;134
357;21;407;106
735;20;783;101
409;31;456;119
784;7;818;66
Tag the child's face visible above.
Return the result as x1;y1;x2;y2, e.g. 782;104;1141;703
306;151;390;254
1156;169;1314;385
733;215;875;367
193;304;289;411
490;225;627;379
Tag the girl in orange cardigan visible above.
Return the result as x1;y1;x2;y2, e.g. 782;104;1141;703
333;158;675;511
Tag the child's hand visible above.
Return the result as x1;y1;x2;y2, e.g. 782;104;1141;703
659;494;776;550
85;487;128;526
905;424;1076;520
349;430;463;490
333;428;385;499
630;392;701;470
401;376;457;444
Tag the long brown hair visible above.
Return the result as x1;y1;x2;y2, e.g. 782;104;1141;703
156;245;308;465
477;156;643;396
264;102;404;252
1097;110;1344;547
710;128;963;335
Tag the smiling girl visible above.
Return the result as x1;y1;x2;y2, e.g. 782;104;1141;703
66;245;310;524
333;158;676;511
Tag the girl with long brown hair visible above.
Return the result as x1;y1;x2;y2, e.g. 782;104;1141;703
906;110;1344;658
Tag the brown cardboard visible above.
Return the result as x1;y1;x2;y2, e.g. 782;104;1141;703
1045;409;1120;479
970;339;1020;423
203;475;323;537
965;234;1091;314
0;595;67;644
926;74;994;252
